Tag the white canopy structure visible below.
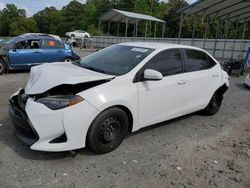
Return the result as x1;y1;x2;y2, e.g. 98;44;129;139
99;9;166;37
177;0;250;60
178;0;250;22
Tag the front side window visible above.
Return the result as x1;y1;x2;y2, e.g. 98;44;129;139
185;49;214;72
144;49;183;76
15;40;41;49
74;45;154;75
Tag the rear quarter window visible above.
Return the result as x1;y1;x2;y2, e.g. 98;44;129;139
42;40;63;49
185;49;216;72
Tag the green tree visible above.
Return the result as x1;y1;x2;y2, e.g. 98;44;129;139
0;4;26;36
9;17;39;36
58;0;86;35
33;7;61;35
163;0;188;38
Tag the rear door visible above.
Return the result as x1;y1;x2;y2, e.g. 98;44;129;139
136;49;190;127
41;39;65;62
181;48;221;110
8;39;43;68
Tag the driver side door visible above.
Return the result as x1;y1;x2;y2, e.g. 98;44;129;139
136;49;189;128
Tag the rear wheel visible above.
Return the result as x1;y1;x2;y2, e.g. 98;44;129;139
0;59;6;75
87;107;129;154
203;92;223;115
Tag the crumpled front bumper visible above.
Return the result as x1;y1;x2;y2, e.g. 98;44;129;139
9;89;99;152
9;89;39;145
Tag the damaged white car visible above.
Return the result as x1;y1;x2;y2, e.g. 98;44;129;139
9;42;229;154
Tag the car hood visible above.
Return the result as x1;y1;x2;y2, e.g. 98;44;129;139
25;62;114;94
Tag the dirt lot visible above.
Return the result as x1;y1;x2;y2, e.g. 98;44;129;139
0;51;249;187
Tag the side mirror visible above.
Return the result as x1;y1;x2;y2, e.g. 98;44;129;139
143;69;163;81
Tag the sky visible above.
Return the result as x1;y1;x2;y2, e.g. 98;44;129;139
0;0;197;17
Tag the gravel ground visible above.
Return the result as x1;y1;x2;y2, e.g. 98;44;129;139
0;50;249;188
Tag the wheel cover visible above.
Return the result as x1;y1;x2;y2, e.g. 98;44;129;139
98;117;122;144
211;95;220;108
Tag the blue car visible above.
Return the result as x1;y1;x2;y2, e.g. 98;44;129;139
0;34;80;75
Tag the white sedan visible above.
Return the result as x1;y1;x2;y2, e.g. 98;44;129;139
9;42;229;153
65;30;90;38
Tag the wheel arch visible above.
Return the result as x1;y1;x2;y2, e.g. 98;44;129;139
215;83;228;96
87;104;134;138
114;105;134;134
0;56;8;73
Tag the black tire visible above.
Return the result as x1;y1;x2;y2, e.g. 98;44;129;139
71;34;75;38
87;107;129;154
0;59;6;75
202;92;223;115
72;42;77;47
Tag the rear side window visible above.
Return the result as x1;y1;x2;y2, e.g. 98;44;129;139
42;40;63;49
185;49;215;72
145;49;182;76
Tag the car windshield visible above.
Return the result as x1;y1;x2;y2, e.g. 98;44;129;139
0;37;16;49
73;45;154;76
0;37;16;45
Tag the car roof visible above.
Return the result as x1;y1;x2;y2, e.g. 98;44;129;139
13;35;61;43
118;42;205;51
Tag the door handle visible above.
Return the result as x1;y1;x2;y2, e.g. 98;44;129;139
177;80;188;85
34;51;42;53
212;73;220;77
58;50;63;53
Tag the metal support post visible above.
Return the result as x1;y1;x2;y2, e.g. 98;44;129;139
213;20;220;56
162;23;165;38
117;23;120;36
222;20;229;61
108;21;111;35
135;20;138;37
125;19;128;37
203;18;209;49
154;22;157;38
241;22;247;58
191;19;196;46
98;18;102;31
178;12;184;44
232;22;239;59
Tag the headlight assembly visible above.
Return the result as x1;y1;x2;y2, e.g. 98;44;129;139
36;95;84;110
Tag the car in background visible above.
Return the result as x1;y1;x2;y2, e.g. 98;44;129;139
0;35;80;75
65;30;91;38
9;42;229;154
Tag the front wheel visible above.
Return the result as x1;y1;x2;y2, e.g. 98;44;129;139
0;59;6;75
202;93;223;115
87;108;129;154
